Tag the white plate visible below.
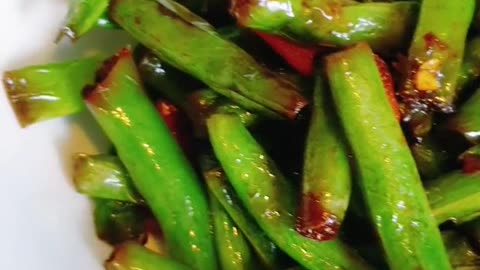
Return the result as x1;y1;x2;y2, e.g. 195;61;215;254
0;1;135;269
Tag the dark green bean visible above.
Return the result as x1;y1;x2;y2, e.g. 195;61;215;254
446;89;480;144
456;37;480;95
110;0;307;120
93;199;147;245
410;137;449;180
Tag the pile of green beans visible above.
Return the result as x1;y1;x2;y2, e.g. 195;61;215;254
4;0;480;269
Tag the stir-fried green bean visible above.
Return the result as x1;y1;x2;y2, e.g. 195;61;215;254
110;0;308;120
211;195;258;270
73;154;142;203
2;58;101;127
84;48;217;270
106;242;192;270
93;199;147;245
427;171;480;225
297;73;351;241
447;89;480;144
201;156;284;269
326;43;450;270
231;1;418;53
208;114;372;270
8;1;480;269
401;0;475;115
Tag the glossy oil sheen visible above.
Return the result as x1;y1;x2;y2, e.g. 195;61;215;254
326;43;451;270
73;154;142;203
3;58;101;127
402;0;475;114
426;171;480;225
208;114;372;270
110;0;307;119
447;89;480;144
85;51;217;270
232;0;417;53
204;167;281;269
211;196;257;270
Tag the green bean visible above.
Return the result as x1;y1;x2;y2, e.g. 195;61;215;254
446;88;480;144
296;73;351;241
325;43;450;270
96;12;117;29
73;153;142;203
58;0;110;41
411;137;449;180
211;195;257;270
93;199;147;245
83;48;217;270
136;49;259;136
2;58;101;127
82;150;480;263
201;158;283;269
400;0;475;115
231;1;418;53
105;242;192;270
110;0;307;120
133;47;202;103
77;149;282;268
207;114;372;270
426;171;480;225
456;37;480;95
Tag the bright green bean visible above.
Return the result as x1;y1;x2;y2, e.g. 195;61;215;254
83;48;217;270
208;114;372;270
326;43;450;270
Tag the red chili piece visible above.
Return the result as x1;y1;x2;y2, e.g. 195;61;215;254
255;31;318;76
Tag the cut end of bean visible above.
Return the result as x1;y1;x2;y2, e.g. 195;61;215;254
105;242;131;269
295;193;340;242
3;72;43;128
72;153;90;191
288;97;310;121
83;48;131;104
